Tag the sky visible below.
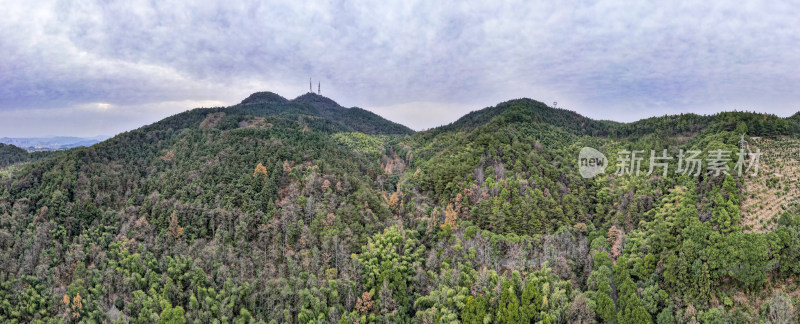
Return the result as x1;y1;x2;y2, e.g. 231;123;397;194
1;0;799;137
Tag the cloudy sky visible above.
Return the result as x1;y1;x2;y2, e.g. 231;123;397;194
1;1;799;137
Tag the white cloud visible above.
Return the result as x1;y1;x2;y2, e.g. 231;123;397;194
1;0;799;136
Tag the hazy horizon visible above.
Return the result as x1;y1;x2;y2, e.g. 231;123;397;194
1;89;799;138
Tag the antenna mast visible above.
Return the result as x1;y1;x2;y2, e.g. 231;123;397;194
309;78;312;93
318;82;321;95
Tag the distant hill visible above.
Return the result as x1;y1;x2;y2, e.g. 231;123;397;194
0;143;58;168
0;135;108;151
422;98;799;140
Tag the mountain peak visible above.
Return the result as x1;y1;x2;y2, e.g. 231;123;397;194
240;91;288;105
230;90;413;135
291;92;343;111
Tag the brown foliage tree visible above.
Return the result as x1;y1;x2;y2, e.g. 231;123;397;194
253;163;268;178
442;203;458;229
607;225;623;259
356;291;374;314
168;211;184;240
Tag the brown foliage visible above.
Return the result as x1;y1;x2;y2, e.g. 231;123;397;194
64;293;83;318
160;150;175;162
356;291;374;314
442;203;458;229
34;206;48;223
386;192;401;210
322;179;331;191
323;213;336;227
253;163;268;178
168;211;184;240
607;225;623;259
282;160;294;172
199;112;225;129
453;192;469;219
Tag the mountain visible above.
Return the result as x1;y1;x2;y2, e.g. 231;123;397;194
425;98;798;140
426;98;616;137
290;92;414;135
1;91;800;323
227;91;413;135
291;92;343;112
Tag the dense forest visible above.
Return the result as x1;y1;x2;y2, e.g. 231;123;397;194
1;92;799;323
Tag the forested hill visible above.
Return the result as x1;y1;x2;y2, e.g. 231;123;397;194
2;92;800;323
240;91;290;105
422;98;799;139
424;98;616;137
289;92;414;135
226;91;413;135
0;144;28;167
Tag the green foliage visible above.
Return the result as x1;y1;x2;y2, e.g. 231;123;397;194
496;281;523;324
159;302;186;324
332;132;388;157
461;295;488;324
356;226;424;320
656;307;676;324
